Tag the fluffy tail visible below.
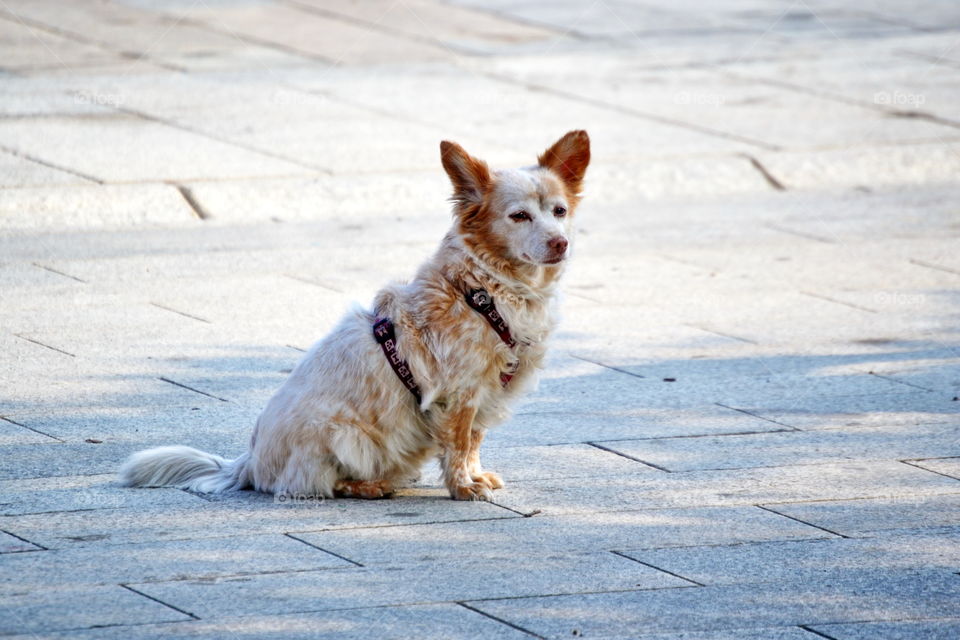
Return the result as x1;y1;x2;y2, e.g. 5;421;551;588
118;445;249;493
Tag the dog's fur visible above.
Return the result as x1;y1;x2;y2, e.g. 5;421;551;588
119;131;590;501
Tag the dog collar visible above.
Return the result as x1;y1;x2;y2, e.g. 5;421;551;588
465;289;518;386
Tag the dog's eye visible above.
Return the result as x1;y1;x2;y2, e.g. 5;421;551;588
509;211;530;222
553;206;567;218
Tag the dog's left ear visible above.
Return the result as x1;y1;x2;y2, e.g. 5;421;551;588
440;140;491;207
538;130;590;194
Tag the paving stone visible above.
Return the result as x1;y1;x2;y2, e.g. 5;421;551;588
762;494;960;537
0;584;191;636
1;603;533;639
490;461;960;515
620;531;960;585
0;533;353;592
129;551;689;619
0;115;311;182
808;618;960;640
468;571;960;638
0;473;208;516
294;505;832;565
598;423;960;472
2;492;514;549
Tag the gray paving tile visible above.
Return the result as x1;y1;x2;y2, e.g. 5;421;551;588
809;618;960;640
491;461;960;515
0;584;191;636
1;603;532;639
598;423;960;472
620;531;960;586
763;494;960;537
129;551;689;618
468;571;960;638
910;457;960;480
2;491;514;549
293;505;833;565
0;533;352;592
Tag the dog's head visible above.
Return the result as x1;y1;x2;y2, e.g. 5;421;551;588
440;131;590;272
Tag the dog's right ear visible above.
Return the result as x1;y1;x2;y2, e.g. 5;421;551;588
440;140;491;207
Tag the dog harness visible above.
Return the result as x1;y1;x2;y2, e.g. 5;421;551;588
372;288;518;403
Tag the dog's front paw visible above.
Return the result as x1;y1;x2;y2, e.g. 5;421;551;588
451;482;493;501
472;471;504;490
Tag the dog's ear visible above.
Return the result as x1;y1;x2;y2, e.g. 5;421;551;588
538;130;590;194
440;140;491;206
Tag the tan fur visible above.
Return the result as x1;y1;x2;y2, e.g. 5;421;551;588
119;131;590;501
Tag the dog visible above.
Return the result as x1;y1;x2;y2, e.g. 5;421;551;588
119;130;590;501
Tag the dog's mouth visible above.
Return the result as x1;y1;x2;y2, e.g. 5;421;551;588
522;253;566;265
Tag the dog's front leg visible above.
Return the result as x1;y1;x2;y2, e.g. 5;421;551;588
438;404;491;501
468;428;504;491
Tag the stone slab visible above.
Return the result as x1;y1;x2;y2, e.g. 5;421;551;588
490;461;960;515
598;423;960;472
129;551;689;619
0;584;191;636
809;618;960;640
1;602;532;639
294;505;833;565
2;492;515;549
764;494;960;537
468;571;960;638
0;533;353;592
620;531;960;585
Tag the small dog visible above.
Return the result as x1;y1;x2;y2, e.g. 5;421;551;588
120;130;590;501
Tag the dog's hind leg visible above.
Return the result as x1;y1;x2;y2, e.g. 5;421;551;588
333;479;393;499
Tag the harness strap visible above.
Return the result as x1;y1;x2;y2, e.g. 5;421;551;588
465;289;518;386
373;318;422;404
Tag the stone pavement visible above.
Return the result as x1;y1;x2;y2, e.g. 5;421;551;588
1;0;959;637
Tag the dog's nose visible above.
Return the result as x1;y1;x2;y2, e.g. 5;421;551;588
548;236;568;255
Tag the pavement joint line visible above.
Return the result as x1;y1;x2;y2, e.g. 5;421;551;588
755;505;850;539
765;223;835;244
867;372;936;392
31;262;87;283
157;377;231;403
12;333;76;357
909;258;960;276
173;184;210;220
800;290;878;313
799;624;842;640
713;403;801;430
0;143;104;184
286;515;521;535
740;153;787;190
900;460;960;482
149;302;212;324
569;354;646;379
284;532;365;567
463;582;702;605
608;550;706;586
481;70;784;152
456;601;548;639
0;528;48;551
586;442;672;473
0;416;65;443
282;273;343;293
119;583;200;620
590;428;797;444
684;324;757;344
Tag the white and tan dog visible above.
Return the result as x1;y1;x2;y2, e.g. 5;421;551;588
120;130;590;501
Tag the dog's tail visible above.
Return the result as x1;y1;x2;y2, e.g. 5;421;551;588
118;445;249;493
